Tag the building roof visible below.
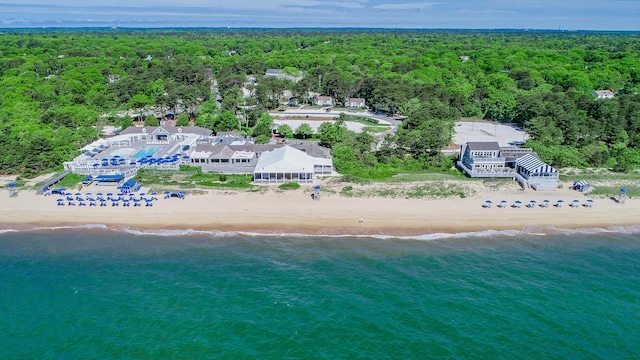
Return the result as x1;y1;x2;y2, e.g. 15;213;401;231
254;146;315;173
288;142;331;158
265;69;282;76
593;90;614;96
466;142;501;151
120;125;212;136
515;153;557;174
209;145;236;160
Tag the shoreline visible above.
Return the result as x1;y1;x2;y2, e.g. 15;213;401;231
1;184;639;237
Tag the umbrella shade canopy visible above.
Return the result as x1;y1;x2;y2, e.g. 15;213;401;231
530;200;536;203
485;200;493;203
573;199;580;202
621;188;628;193
515;200;522;204
587;199;594;202
557;199;564;202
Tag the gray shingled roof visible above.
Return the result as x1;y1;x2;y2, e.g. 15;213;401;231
466;142;501;151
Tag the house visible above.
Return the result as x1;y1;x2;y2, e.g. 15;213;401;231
264;69;302;82
119;125;212;146
592;90;615;99
315;96;335;107
514;153;560;190
253;145;333;184
344;98;366;108
458;142;511;177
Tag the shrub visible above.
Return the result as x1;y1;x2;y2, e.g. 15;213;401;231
219;174;227;182
278;182;300;190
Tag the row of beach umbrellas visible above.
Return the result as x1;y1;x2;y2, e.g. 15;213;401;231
57;197;156;207
484;199;594;208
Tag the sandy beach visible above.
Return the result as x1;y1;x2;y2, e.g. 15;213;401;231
1;180;638;235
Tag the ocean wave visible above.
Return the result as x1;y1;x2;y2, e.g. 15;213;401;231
1;223;640;240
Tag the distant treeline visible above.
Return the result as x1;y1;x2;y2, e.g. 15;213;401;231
1;30;639;177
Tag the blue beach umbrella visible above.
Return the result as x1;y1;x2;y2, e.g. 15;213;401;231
621;188;628;193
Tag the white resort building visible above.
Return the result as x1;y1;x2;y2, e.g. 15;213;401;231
65;125;336;184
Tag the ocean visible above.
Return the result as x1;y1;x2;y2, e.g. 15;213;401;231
1;227;639;359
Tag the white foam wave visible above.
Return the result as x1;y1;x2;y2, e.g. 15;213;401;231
0;223;639;240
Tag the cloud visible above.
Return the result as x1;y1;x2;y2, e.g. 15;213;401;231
372;2;445;10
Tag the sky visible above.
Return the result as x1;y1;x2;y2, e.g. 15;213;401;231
0;0;638;31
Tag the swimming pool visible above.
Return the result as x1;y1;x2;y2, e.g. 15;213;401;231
132;146;162;160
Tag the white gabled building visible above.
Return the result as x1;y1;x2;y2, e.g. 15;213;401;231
253;146;333;184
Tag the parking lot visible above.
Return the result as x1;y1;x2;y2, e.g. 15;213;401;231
452;121;529;147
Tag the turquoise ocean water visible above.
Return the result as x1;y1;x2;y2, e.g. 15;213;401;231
1;226;639;359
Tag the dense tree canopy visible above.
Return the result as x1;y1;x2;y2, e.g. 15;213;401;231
1;29;640;176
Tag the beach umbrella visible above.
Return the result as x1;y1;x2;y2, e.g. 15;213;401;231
621;188;628;193
92;163;99;167
515;200;522;204
587;199;594;203
557;199;564;203
183;155;189;159
129;162;137;166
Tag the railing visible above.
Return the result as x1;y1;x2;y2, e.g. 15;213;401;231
37;171;71;194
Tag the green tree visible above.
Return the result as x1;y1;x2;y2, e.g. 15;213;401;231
396;100;458;155
121;116;133;130
144;115;159;126
252;113;274;139
213;111;239;132
318;121;346;148
295;123;314;139
277;124;292;138
176;112;190;126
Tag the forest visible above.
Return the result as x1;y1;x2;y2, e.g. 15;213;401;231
1;29;640;178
